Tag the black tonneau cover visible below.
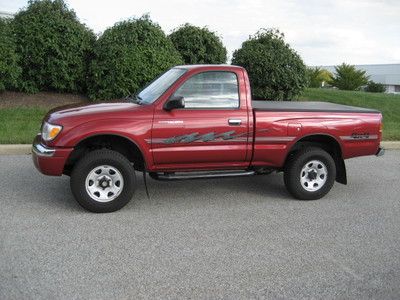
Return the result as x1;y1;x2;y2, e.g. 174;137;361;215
252;101;380;113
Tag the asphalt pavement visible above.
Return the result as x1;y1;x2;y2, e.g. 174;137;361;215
1;152;400;299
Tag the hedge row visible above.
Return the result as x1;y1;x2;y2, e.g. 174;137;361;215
0;18;20;92
0;0;307;100
0;0;228;100
232;29;307;100
0;0;95;94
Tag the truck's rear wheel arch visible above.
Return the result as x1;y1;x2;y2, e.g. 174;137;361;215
64;134;145;176
285;134;347;185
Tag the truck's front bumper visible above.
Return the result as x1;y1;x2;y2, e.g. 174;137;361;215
32;134;73;176
376;146;385;157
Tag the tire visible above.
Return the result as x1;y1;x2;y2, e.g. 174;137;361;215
70;149;136;213
284;147;336;200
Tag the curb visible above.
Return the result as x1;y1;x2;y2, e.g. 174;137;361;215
381;141;400;150
0;144;32;155
1;141;400;155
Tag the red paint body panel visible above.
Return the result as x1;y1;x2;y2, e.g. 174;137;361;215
44;102;155;170
32;135;73;175
252;111;381;167
32;65;383;176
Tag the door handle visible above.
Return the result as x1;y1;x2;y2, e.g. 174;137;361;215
228;119;242;126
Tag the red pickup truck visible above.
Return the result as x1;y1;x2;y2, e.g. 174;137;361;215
32;65;384;212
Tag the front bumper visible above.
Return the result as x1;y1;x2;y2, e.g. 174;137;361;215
32;134;73;176
376;146;385;157
32;142;55;157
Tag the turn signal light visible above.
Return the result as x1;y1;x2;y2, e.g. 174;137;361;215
41;122;63;141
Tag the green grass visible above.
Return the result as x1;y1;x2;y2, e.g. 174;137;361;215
300;88;400;140
0;89;399;144
0;107;47;144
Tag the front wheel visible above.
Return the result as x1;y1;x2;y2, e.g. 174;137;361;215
284;147;336;200
70;149;136;213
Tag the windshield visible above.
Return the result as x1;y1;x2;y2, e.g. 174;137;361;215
137;68;187;104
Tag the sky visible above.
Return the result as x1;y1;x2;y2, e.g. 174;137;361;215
1;0;399;66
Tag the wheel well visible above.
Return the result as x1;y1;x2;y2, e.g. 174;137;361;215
286;134;347;184
64;135;145;175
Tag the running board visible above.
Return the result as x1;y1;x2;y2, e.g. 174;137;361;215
151;170;256;181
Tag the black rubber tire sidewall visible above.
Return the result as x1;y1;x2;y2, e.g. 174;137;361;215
70;149;136;213
284;147;336;200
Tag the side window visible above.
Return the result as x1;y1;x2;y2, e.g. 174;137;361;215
174;71;239;109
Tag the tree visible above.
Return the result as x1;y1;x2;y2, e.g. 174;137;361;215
88;16;183;100
232;29;307;100
365;81;385;93
319;69;333;86
12;0;95;93
307;67;332;88
330;63;369;91
169;24;227;64
0;19;21;92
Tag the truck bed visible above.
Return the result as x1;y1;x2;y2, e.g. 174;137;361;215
252;101;380;113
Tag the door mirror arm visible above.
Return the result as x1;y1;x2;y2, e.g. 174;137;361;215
164;95;185;111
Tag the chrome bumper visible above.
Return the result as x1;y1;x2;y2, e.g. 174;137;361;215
376;147;385;157
32;142;55;157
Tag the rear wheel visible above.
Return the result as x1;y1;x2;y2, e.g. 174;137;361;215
70;149;136;212
284;147;336;200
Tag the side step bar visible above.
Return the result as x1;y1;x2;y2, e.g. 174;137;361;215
151;170;256;181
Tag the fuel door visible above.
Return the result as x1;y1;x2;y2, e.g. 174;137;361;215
288;123;302;136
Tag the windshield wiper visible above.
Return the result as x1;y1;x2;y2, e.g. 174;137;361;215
125;93;143;105
136;95;144;104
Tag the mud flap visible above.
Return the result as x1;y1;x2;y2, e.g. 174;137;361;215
142;169;150;199
336;158;347;185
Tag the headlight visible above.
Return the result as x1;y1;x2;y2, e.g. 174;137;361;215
41;122;63;141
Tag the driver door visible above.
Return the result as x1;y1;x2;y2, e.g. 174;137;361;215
151;70;250;170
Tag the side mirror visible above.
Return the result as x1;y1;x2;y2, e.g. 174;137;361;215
164;95;185;111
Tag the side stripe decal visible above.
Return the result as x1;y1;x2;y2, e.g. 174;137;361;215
146;131;296;144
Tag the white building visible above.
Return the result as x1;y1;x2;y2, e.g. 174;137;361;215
321;64;400;94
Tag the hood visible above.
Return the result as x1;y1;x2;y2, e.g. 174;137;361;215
46;100;150;126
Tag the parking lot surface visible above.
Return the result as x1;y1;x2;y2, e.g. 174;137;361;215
1;151;400;299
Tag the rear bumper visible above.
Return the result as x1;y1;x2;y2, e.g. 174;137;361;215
376;146;385;157
32;134;73;176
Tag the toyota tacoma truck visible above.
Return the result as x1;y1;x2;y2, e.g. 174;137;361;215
32;65;384;212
